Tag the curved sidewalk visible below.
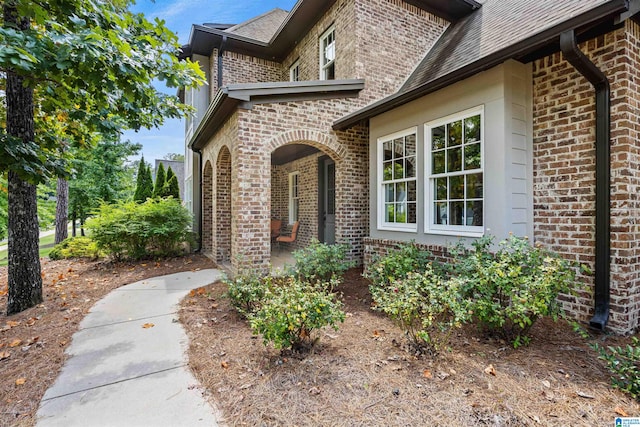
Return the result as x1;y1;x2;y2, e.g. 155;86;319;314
36;269;223;427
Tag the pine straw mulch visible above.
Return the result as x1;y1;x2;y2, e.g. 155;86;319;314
180;268;640;427
0;254;216;427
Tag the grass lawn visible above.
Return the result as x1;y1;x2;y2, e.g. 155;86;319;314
0;233;56;267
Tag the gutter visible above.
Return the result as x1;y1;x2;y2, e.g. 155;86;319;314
559;30;610;331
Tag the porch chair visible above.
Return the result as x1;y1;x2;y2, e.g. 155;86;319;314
275;221;299;251
271;219;282;242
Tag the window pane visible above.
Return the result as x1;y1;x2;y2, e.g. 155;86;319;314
449;175;464;199
434;178;446;201
432;151;445;174
405;158;415;178
465;115;481;143
466;201;483;226
393;138;404;159
386;204;394;222
383;141;392;161
326;63;335;80
450;201;464;225
447;147;462;172
466;173;483;199
432;126;445;150
392;160;404;180
395;203;406;224
448;120;462;147
464;143;481;170
405;134;416;157
293;200;299;221
407;203;417;224
395;182;406;202
384;183;394;203
383;161;393;181
407;180;416;202
434;202;447;224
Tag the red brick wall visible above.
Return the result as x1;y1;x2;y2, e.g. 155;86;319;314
532;22;640;333
202;161;213;253
215;147;232;262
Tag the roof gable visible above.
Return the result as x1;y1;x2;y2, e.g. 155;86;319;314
225;8;289;43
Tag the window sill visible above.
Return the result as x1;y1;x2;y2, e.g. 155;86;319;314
424;228;484;238
377;224;417;233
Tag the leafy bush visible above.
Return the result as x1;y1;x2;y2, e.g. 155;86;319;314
364;242;432;288
370;266;470;354
591;337;640;400
454;235;578;347
225;273;275;317
250;277;345;352
86;198;192;260
289;239;355;285
49;236;103;260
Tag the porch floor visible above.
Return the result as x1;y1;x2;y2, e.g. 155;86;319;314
212;247;295;277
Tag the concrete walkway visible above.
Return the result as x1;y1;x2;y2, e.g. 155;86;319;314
36;269;223;427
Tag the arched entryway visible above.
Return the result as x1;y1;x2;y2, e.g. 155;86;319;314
202;161;213;253
215;146;232;263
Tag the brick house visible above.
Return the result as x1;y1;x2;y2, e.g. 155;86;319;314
181;0;640;333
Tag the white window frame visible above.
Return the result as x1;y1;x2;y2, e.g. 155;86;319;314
319;25;335;80
377;127;418;232
289;59;300;82
288;171;299;224
424;106;485;237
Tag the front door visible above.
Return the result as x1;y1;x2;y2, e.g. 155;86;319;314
323;159;336;244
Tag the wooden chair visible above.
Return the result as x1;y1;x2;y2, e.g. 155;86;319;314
276;221;299;250
270;219;282;242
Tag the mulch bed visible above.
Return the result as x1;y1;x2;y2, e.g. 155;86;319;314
180;268;640;427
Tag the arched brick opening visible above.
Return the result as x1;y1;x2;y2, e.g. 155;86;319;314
202;161;213;254
215;146;232;263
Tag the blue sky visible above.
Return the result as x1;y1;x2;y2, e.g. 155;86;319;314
123;0;296;162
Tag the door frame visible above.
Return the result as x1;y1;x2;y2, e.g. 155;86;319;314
317;155;335;243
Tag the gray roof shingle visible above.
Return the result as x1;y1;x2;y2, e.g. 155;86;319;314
225;8;289;43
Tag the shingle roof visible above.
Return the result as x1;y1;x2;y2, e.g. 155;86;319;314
401;0;612;93
225;8;289;43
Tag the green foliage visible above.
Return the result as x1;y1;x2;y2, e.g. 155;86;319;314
166;166;175;184
591;337;640;400
0;177;7;240
49;236;103;260
249;278;345;352
370;266;470;354
364;242;432;288
37;183;57;230
134;156;153;202
165;175;180;199
453;235;578;347
86;198;192;260
225;273;274;318
152;162;166;198
289;239;354;285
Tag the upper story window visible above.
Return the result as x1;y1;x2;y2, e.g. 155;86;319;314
319;25;335;80
289;59;300;82
378;128;417;231
426;107;484;236
289;171;299;224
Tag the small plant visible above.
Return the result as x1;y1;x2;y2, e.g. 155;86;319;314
370;266;470;354
454;235;579;347
289;239;355;285
249;277;345;353
225;273;274;317
364;242;432;288
49;236;104;260
592;337;640;400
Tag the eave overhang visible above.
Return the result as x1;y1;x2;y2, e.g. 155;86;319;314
189;79;365;151
333;0;629;131
404;0;481;22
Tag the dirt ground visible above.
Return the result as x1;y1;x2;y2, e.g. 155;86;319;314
0;254;216;427
180;268;640;427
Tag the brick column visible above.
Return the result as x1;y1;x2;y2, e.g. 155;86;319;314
201;161;213;254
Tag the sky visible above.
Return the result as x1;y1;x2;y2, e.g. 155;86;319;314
122;0;296;162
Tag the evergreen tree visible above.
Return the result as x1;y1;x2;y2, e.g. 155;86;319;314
166;166;175;184
166;175;180;199
152;162;166;198
134;156;153;202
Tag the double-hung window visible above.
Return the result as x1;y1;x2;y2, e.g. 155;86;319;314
426;107;483;235
378;128;417;231
319;25;335;80
289;172;299;224
289;59;300;82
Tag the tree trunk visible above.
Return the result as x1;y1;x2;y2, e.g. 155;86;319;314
5;4;43;315
80;217;85;237
72;216;77;237
55;178;68;244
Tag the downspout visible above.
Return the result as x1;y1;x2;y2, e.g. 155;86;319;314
217;35;227;89
559;30;610;330
194;148;203;252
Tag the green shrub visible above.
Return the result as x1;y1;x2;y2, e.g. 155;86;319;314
591;337;640;400
289;239;355;285
454;235;578;347
86;198;193;260
225;273;275;317
250;277;345;352
370;266;470;354
364;242;432;288
49;236;104;260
